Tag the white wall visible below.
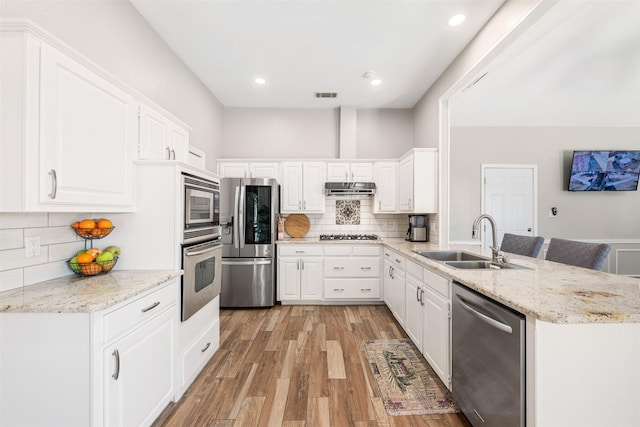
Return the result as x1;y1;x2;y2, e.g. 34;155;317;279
221;107;413;160
0;0;224;172
449;127;640;241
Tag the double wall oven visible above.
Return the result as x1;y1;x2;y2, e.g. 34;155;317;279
181;172;221;321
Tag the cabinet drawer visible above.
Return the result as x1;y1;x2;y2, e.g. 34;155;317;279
324;258;380;277
352;245;380;256
383;249;406;269
423;267;450;298
406;260;423;278
324;279;380;299
181;320;219;389
104;282;177;342
323;245;351;256
278;245;323;256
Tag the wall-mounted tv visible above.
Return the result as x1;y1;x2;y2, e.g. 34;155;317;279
568;150;640;191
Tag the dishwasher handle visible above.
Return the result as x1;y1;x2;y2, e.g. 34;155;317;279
457;295;513;334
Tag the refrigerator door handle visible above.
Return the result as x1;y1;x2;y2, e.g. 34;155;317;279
238;185;246;249
233;186;240;249
222;259;272;266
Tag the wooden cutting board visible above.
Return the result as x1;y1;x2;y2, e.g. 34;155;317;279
284;214;310;238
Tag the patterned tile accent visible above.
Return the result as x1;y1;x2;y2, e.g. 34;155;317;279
335;200;360;225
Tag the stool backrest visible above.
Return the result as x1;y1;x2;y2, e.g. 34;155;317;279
545;238;611;271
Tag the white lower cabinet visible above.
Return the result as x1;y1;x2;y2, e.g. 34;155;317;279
0;279;178;427
383;250;406;326
278;245;323;301
323;245;381;300
404;270;423;349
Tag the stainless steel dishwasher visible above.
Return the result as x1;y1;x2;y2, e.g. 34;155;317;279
452;282;525;427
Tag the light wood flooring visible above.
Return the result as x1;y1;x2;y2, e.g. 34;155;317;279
153;304;471;427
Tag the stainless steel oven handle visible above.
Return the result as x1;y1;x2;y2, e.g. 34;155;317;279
222;259;272;266
457;295;513;334
185;242;222;256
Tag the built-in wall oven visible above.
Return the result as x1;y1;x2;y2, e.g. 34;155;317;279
181;172;222;321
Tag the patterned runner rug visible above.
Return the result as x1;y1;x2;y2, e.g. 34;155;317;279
363;339;459;416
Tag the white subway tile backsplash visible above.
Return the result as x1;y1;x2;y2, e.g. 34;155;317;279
0;268;23;292
0;213;48;230
24;261;73;286
49;241;86;263
48;212;90;227
24;226;78;246
0;229;24;250
0;246;49;271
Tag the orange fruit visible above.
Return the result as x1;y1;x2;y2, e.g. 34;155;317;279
71;221;80;229
91;229;104;237
97;219;112;229
79;219;96;229
76;253;94;264
81;263;102;276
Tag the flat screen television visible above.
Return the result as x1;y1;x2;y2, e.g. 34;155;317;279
568;150;640;191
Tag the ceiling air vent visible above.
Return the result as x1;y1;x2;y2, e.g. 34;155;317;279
314;92;338;98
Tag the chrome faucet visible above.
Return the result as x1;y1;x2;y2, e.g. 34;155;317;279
472;214;509;267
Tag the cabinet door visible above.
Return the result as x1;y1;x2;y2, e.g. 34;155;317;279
422;287;450;386
302;162;325;212
404;274;423;350
300;257;323;299
391;268;406;326
398;155;413;211
170;125;189;162
351;163;373;181
250;162;280;180
104;309;175;427
383;259;393;308
326;163;350;182
280;162;303;213
138;104;170;160
374;162;398;212
39;43;136;208
218;162;250;178
278;257;301;300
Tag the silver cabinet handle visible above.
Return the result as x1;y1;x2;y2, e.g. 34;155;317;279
166;146;171;160
360;288;372;292
416;285;420;302
333;266;344;270
112;350;120;380
379;201;382;210
301;260;304;270
409;198;412;209
384;252;391;257
389;265;394;279
298;200;302;209
395;258;402;264
297;260;300;270
201;342;211;353
361;266;371;271
419;288;425;306
171;149;176;160
295;250;305;254
303;200;306;210
48;169;57;199
333;288;344;292
141;301;160;313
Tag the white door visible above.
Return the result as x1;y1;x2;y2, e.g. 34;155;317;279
280;162;303;212
398;156;413;211
300;257;323;299
302;162;325;212
374;162;398;212
483;166;536;247
277;257;300;300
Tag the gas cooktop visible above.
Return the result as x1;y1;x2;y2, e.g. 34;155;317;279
319;233;379;241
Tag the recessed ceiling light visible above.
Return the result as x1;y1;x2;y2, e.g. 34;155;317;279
254;77;266;85
447;14;466;27
370;79;382;86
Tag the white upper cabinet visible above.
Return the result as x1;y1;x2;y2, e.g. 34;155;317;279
138;103;190;162
373;162;398;213
217;161;280;180
326;162;373;182
398;149;438;214
1;26;137;212
280;162;325;213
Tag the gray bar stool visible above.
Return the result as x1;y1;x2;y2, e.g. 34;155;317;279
500;233;545;258
545;238;611;271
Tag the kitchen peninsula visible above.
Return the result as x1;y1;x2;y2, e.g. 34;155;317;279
278;237;640;427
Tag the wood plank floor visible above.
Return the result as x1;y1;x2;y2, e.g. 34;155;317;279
153;305;471;427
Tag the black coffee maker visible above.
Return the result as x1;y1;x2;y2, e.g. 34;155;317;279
406;215;428;242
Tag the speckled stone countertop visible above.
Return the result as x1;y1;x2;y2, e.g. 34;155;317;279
0;270;182;314
277;237;640;324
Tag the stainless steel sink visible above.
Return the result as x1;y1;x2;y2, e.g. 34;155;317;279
413;250;489;262
444;260;529;270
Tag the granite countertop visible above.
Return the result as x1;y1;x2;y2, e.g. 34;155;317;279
0;270;183;314
277;237;382;244
382;239;640;325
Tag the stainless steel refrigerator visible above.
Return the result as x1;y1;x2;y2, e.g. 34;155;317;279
220;178;279;308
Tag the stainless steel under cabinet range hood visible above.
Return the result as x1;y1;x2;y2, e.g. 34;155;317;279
325;182;376;196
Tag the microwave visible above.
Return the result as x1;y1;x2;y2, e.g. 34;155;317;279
183;172;220;243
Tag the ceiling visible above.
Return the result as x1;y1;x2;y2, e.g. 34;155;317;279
130;0;504;109
451;0;640;127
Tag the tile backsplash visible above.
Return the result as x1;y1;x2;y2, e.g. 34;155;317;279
0;213;90;292
286;198;410;239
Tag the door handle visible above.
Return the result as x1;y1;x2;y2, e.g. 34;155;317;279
141;301;160;313
527;228;532;232
112;350;120;380
48;169;57;199
457;296;513;334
